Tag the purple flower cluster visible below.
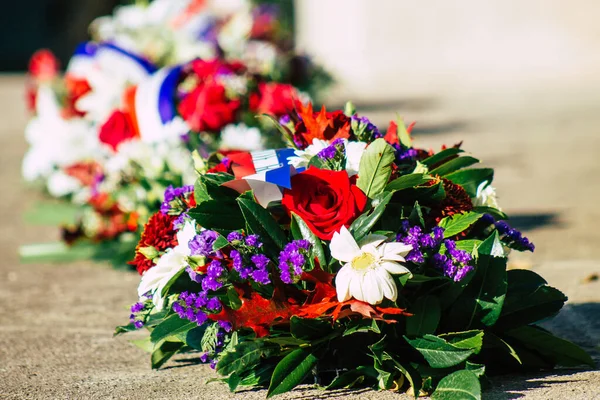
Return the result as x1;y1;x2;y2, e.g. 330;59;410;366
392;144;418;164
351;115;382;141
227;232;271;285
160;184;194;215
172;291;222;326
200;321;233;369
495;221;535;252
317;138;345;161
397;222;473;282
189;230;220;257
396;222;445;263
278;240;311;284
129;302;146;329
432;241;474;282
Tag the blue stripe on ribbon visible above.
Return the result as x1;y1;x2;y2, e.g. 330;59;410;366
157;66;182;124
73;41;98;57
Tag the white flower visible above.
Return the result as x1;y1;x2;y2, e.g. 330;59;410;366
345;141;367;176
473;181;501;210
137;220;197;310
287;138;367;176
22;86;100;182
46;171;83;198
330;226;412;305
220;123;263;151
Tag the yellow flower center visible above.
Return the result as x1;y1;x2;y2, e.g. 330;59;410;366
351;252;376;271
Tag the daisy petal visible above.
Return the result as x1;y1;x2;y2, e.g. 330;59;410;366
349;272;365;302
330;226;361;263
380;261;412;275
363;270;384;305
335;265;353;302
379;242;413;261
375;268;398;301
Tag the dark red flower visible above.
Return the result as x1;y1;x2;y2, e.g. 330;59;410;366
178;81;240;132
28;49;60;81
98;110;138;151
130;212;179;275
293;103;352;149
282;167;367;240
428;178;473;222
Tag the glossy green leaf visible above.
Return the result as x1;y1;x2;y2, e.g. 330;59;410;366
150;313;197;344
506;325;595;368
439;212;483;238
151;341;185;369
429;156;479;177
404;334;477;369
217;341;278;376
422;148;463;168
385;173;432;192
350;191;393;242
290;212;327;269
290;316;332;340
326;366;377;390
267;347;320;397
445;168;494;197
406;295;441;337
356;138;396;199
237;198;288;259
431;370;481;400
187;200;245;232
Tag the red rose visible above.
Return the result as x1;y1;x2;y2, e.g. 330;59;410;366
178;81;240;132
282;167;367;240
250;82;297;117
98;110;138;151
293;103;352;149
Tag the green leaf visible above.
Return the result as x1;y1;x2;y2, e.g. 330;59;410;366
194;173;235;205
473;206;508;220
389;357;422;399
439;330;484;354
150;314;197;344
326;366;377;390
446;232;507;330
396;117;413;148
290;316;332;341
438;212;483;238
429;156;479;177
356;138;396;198
290;212;326;269
431;370;481;400
406;296;441;337
130;337;153;353
217;341;278;376
422;148;464;168
404;334;477;369
505;325;595;368
187;200;245;232
445;168;494;197
212;235;229;251
227;373;241;392
385;173;433;192
267;347;321;397
151;341;185;369
454;240;482;255
350;191;393;241
343;319;381;337
496;270;567;330
237;198;287;259
465;361;486;377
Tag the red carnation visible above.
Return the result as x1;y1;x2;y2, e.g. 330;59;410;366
250;82;297;117
282;167;367;240
293;103;352;149
130;212;179;275
178;81;240;132
98;110;138;151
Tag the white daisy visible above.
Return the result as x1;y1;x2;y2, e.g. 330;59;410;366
137;220;197;310
330;226;412;305
473;181;501;210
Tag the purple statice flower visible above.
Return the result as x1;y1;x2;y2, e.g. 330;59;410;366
189;230;219;257
432;240;473;282
186;266;203;284
245;234;263;248
317;144;338;160
231;249;252;279
172;291;213;326
202;260;225;291
218;320;232;332
160;185;194;215
278;240;311;284
227;231;244;242
397;223;445;264
351;115;382;140
173;212;188;229
251;268;271;285
495;221;535;252
279;114;291;125
129;301;146;329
